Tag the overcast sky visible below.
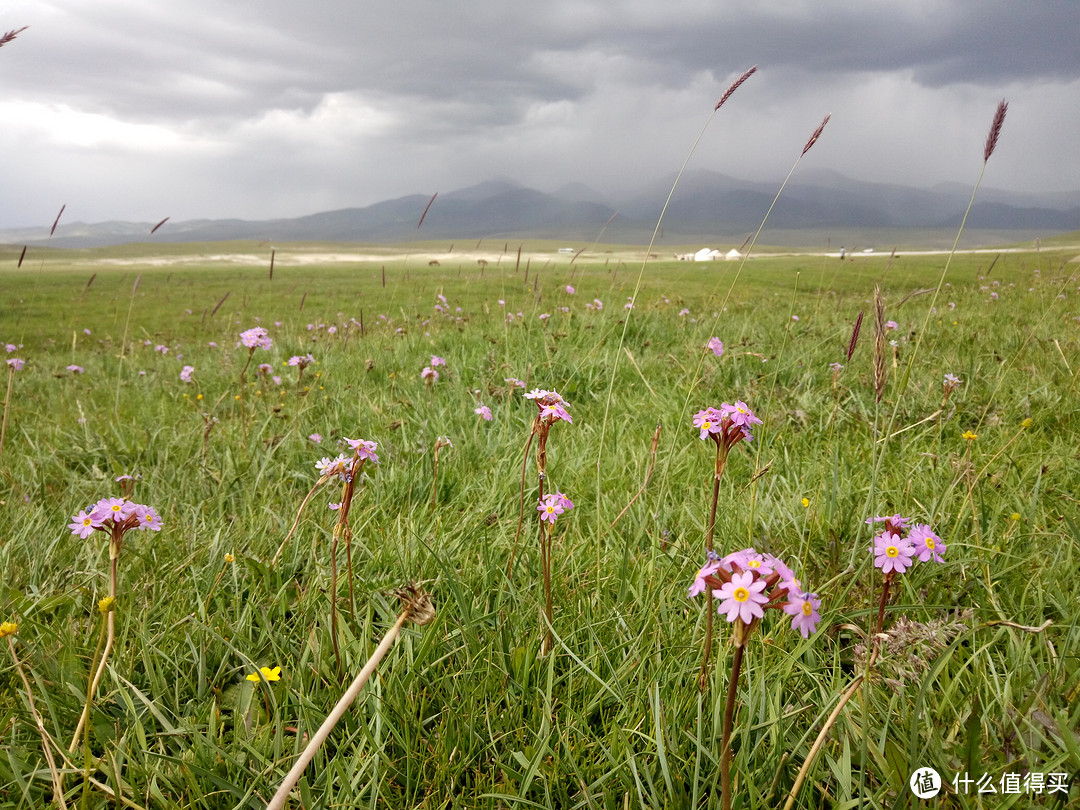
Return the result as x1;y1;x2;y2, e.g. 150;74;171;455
2;1;1078;229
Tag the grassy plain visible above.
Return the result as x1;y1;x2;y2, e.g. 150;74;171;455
1;239;1078;808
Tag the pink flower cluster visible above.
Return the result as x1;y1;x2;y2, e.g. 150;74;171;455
707;337;724;358
421;366;439;382
692;401;762;445
868;515;945;574
524;389;572;424
315;438;380;482
537;491;574;524
689;548;821;638
287;353;314;368
239;327;272;350
69;498;163;539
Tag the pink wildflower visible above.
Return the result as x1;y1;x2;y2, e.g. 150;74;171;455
475;405;493;421
133;505;163;531
69;509;100;539
715;571;769;624
537;493;565;524
345;438;380;464
873;531;915;574
783;591;822;638
239;327;272;350
692;407;723;440
908;524;946;563
689;560;722;598
707;337;724;358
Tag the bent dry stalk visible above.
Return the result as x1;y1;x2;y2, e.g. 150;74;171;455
265;584;435;810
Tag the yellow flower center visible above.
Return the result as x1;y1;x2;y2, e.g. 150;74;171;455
733;587;749;602
545;506;555;514
82;517;93;527
802;602;813;616
925;537;936;549
886;545;899;558
746;560;760;568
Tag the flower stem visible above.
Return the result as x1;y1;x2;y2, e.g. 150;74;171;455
874;572;893;641
720;642;745;810
69;544;118;751
0;365;13;455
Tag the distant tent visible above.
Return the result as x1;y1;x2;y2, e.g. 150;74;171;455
725;249;742;261
694;248;721;261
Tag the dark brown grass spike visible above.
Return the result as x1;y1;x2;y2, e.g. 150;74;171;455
984;100;1007;163
50;205;66;237
417;192;438;229
0;27;28;48
715;65;757;111
873;287;887;402
802;115;831;156
150;217;169;235
846;311;864;362
17;246;26;268
210;291;229;317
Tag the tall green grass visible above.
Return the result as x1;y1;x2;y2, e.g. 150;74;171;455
0;244;1078;807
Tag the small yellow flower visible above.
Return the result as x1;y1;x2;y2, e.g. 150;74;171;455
1021;418;1032;429
224;553;235;563
255;390;262;396
98;596;115;614
247;666;281;683
801;497;810;508
962;430;978;441
0;621;18;638
234;395;241;401
1010;512;1021;521
182;393;188;399
196;394;203;401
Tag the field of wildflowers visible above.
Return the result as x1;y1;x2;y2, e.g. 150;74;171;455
0;232;1078;807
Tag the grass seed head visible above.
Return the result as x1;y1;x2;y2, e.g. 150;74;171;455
984;99;1008;163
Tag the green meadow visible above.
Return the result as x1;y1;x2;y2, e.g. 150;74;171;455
1;238;1078;808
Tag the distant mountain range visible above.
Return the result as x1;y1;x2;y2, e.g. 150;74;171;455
3;169;1078;249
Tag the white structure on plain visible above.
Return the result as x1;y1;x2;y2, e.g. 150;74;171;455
676;248;742;261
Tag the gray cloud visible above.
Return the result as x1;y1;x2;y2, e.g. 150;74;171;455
1;0;1077;229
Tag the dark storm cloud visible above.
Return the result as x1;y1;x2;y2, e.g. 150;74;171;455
0;0;1077;227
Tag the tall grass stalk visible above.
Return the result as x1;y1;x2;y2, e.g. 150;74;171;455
595;66;756;550
113;273;141;418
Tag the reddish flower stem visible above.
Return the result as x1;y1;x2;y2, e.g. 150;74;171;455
721;641;745;810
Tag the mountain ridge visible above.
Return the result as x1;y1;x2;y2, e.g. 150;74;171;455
3;170;1077;249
